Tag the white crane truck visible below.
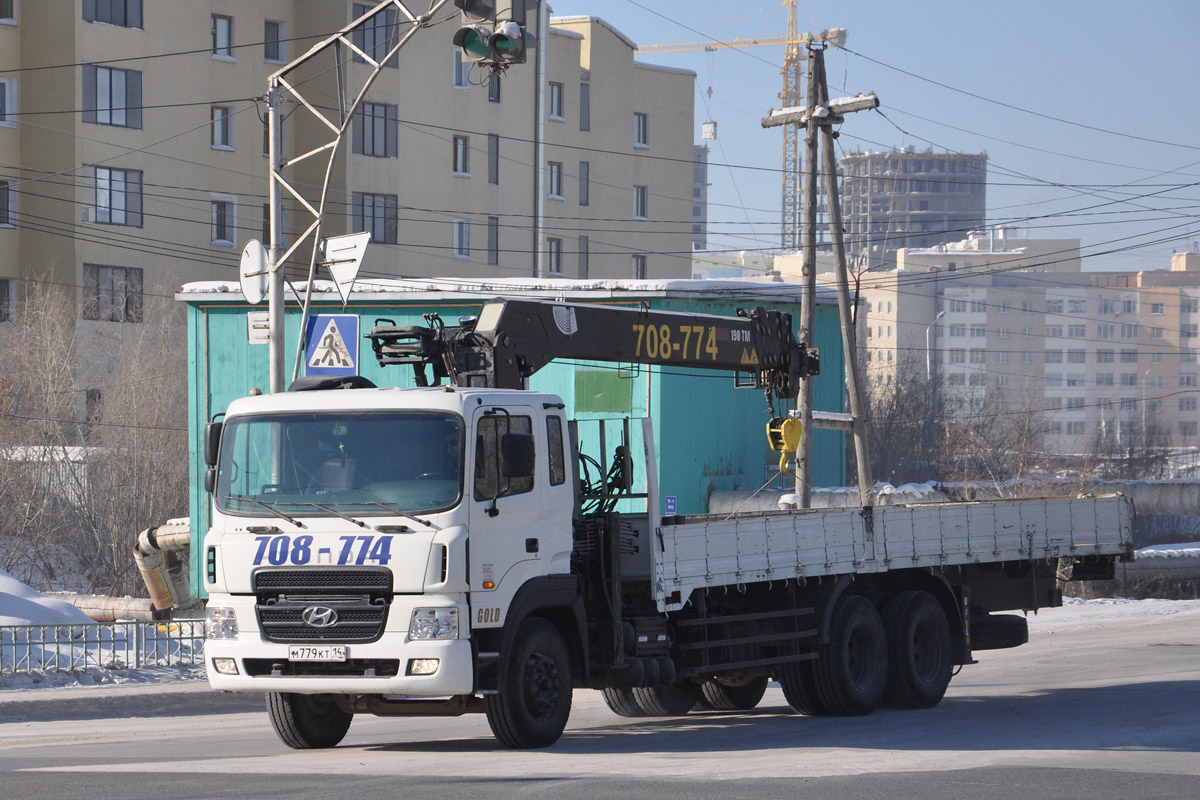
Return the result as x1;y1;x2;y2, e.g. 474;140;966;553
201;298;1133;748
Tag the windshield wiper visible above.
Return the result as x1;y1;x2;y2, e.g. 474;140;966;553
364;502;436;530
292;501;369;529
229;495;301;527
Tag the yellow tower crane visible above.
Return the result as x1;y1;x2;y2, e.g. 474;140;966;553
637;1;845;250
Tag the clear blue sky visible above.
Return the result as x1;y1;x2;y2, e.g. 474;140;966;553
548;0;1200;272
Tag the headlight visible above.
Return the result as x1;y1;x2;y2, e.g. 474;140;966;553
205;606;239;639
408;608;459;640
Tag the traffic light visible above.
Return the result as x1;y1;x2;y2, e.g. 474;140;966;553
490;1;527;65
452;0;495;63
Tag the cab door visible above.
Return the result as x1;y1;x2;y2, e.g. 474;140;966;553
467;405;546;626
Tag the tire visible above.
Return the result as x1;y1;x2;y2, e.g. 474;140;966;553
631;682;701;716
970;613;1029;651
266;692;353;749
700;676;769;711
601;687;649;717
484;618;573;748
779;657;828;716
812;595;888;716
883;591;953;709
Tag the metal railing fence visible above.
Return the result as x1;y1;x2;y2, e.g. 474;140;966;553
0;620;205;675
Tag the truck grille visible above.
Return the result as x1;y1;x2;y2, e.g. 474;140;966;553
253;567;392;644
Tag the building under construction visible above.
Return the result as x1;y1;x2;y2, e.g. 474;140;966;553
841;148;988;267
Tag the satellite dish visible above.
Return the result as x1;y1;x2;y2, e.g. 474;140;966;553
239;240;269;305
320;231;371;306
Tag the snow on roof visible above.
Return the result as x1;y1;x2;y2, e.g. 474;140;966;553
0;569;93;626
178;277;840;305
549;15;638;51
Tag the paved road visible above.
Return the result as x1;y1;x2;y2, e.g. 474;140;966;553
1;603;1197;799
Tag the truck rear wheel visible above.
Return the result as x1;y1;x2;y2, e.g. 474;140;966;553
700;676;769;711
632;682;701;716
266;692;353;749
601;687;650;717
883;591;952;709
779;657;828;716
812;595;888;716
485;618;573;748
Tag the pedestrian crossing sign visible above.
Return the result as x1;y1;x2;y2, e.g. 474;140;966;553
304;314;360;376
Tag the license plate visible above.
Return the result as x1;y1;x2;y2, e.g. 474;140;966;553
288;645;348;662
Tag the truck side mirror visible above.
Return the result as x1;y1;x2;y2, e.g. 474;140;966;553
204;421;223;468
500;433;535;479
204;467;217;494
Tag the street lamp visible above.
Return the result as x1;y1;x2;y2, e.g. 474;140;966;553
926;310;947;385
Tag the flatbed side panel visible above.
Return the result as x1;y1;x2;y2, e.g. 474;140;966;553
655;496;1133;612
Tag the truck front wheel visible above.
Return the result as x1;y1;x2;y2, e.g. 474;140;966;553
883;591;952;709
812;595;888;716
485;618;573;748
266;692;353;749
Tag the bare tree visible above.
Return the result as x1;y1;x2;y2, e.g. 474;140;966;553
0;278;188;595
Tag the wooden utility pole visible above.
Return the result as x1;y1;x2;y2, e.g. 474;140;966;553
763;45;878;509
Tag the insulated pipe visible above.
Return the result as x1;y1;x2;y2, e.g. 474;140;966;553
60;594;159;623
132;522;194;615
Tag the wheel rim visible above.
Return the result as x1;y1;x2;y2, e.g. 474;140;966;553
910;618;944;682
522;650;562;719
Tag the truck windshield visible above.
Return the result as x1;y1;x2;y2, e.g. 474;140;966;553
215;411;463;517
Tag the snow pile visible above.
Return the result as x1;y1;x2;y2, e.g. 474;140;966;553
0;568;93;626
1136;542;1200;559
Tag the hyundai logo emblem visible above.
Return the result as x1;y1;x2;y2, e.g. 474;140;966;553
301;606;339;628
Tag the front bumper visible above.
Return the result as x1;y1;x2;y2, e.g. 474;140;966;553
204;594;474;696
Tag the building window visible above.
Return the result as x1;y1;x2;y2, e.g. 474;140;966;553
352;192;397;244
632;254;647;279
547;161;563;198
1181;422;1198;436
1151;302;1165;315
1044;350;1063;363
633;185;648;219
452;135;470;176
547;237;562;273
82;0;141;28
1095;374;1113;387
353;4;399;68
579;82;590;131
93;167;142;227
0;0;14;23
211;14;233;59
82;65;142;129
1182;398;1198;412
0;278;13;324
487;133;499;185
488;72;501;102
969;349;985;364
353;102;398;158
548;81;564;120
1097;323;1114;339
1185;299;1200;314
83;264;143;323
579;161;589;206
487;216;499;265
453;51;469;89
1068;324;1086;338
1120;349;1138;363
1068;299;1086;313
452;218;469;258
264;20;285;62
1151;327;1164;340
1067;421;1086;435
1067;349;1086;364
210;196;235;245
1183;324;1198;339
997;327;1009;339
0;179;11;227
1121;323;1139;338
634;112;649;147
1120;373;1137;387
578;235;589;278
0;77;13;126
1096;349;1114;363
1046;299;1063;313
211;105;233;149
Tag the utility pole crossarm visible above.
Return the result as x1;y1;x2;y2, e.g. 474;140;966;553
761;93;878;129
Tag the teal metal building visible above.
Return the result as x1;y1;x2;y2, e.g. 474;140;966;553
181;279;847;595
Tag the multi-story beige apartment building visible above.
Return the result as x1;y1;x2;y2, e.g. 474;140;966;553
856;233;1200;456
0;2;695;399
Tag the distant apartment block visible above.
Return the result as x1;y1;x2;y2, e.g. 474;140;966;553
856;233;1200;453
841;148;988;268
